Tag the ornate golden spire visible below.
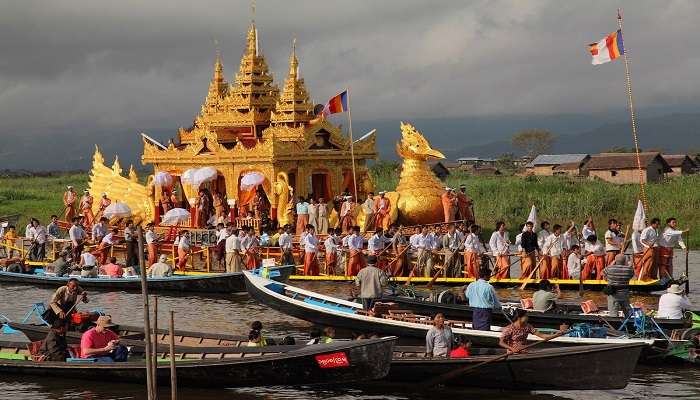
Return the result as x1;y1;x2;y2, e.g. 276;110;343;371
201;43;229;111
271;38;313;127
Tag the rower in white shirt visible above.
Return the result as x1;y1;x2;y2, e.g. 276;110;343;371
537;221;550;250
414;226;433;277
278;225;295;266
463;224;485;278
581;218;596;241
631;229;643;276
583;235;605;280
567;245;583;279
604;219;624;266
488;222;510;278
347;226;365;275
657;217;688;278
324;229;340;274
301;225;320;275
91;218;108;243
639;218;661;281
367;228;386;256
541;225;564;279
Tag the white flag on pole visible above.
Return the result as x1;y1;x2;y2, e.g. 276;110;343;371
632;200;646;231
524;205;537;231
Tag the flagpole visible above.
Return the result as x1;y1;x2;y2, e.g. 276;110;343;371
617;9;648;212
346;88;358;198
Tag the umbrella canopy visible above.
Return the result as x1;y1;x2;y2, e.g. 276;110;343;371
162;208;191;225
154;171;173;187
181;168;197;185
523;205;537;231
103;202;132;219
192;167;218;186
632;200;646;232
240;171;265;191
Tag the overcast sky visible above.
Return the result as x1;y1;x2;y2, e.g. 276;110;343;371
1;0;699;140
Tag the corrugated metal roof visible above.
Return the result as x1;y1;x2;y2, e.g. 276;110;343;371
525;154;589;168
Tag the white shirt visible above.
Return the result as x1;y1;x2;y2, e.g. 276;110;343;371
101;232;115;245
341;201;354;217
69;225;86;242
442;232;460;252
514;233;523;252
488;231;509;256
604;229;623;252
348;234;364;250
91;223;107;242
659;227;686;249
656;293;692;320
324;235;338;253
30;226;47;244
640;226;658;249
464;233;484;253
582;225;596;241
543;234;563;257
278;232;292;250
341;235;351;249
631;231;643;254
302;234;319;253
25;224;32;238
562;231;578;251
537;230;549;250
584;240;605;256
567;252;581;279
145;230;157;245
409;233;421;248
362;198;375;214
242;235;258;252
81;252;97;266
225;235;240;253
178;235;191;251
425;232;438;250
217;228;229;244
367;234;385;254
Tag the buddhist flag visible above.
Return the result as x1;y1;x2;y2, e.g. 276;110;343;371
589;30;624;65
322;90;348;116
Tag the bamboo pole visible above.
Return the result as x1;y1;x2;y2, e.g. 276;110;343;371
152;295;159;399
346;88;358;198
685;229;690;293
169;310;177;400
137;227;156;400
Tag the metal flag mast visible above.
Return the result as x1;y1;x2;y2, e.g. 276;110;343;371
617;9;649;212
346;87;358;198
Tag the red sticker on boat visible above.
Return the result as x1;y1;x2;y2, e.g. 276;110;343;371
315;352;349;368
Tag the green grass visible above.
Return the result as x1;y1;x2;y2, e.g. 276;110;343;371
371;168;700;247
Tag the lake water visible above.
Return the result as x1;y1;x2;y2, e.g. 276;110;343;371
1;252;699;399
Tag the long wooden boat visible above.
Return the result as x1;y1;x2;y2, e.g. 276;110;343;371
1;326;643;390
0;336;395;387
288;274;671;292
0;265;293;294
388;343;643;390
244;272;672;359
381;294;690;331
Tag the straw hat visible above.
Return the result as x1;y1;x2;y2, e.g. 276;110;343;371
667;284;684;295
96;316;116;328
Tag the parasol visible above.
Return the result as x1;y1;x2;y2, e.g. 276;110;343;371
181;168;197;185
240;171;265;191
154;171;173;187
191;167;218;186
162;208;191;225
103;202;132;219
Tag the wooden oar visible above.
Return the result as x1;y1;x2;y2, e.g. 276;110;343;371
519;236;559;290
422;329;572;387
685;229;690;293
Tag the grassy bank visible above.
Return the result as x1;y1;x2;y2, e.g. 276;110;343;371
371;169;700;246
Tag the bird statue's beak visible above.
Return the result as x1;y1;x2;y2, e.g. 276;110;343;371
426;148;445;159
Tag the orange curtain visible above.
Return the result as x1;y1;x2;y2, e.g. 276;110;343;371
238;187;257;207
342;171;356;198
324;174;333;201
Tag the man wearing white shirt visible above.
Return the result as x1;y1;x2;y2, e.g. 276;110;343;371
567;245;582;279
657;284;692;319
362;192;376;231
28;218;47;261
91;217;108;243
324;228;340;275
463;224;485;278
97;227;119;265
414;226;433;277
658;217;688;278
347;226;365;275
441;224;462;277
225;228;243;273
631;229;643;277
582;218;596;241
537;221;550;250
488;222;510;279
278;225;295;267
542;225;564;279
79;248;98;277
367;227;387;269
302;225;320;275
177;230;191;271
604;219;624;267
215;223;229;270
639;218;660;281
583;235;606;280
145;223;159;267
68;217;86;262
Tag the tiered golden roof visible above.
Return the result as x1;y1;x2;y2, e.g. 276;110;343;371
270;39;314;128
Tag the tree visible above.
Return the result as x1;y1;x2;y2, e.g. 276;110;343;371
511;129;555;157
495;152;516;174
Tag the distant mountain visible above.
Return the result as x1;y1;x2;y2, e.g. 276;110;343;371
449;113;700;159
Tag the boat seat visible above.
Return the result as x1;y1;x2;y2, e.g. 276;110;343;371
264;283;286;295
0;352;29;361
67;357;97;363
302;298;355;313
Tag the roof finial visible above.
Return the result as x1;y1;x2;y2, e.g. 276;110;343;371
289;37;298;78
251;0;256;24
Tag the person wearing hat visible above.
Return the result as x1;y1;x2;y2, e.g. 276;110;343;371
373;191;392;231
79;189;95;226
657;284;692;320
441;187;457;223
80;315;127;362
456;185;473;222
49;278;88;322
602;253;635;317
340;196;357;233
148;254;173;277
46;250;71;277
95;192;111;221
354;255;388;310
63;185;77;221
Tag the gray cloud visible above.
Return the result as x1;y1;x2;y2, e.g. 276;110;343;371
1;0;699;140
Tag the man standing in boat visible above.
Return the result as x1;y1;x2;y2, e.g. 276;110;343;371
49;278;88;322
63;186;77;221
658;217;688;278
541;225;563;279
456;185;473;222
519;222;539;279
489;222;511;279
367;227;386;269
639;218;661;280
324;227;340;275
347;226;365;276
441;224;462;277
68;217;86;262
464;268;501;330
224;227;242;273
604;219;624;267
79;189;95;226
295;196;309;236
96;193;111;221
374;191;391;231
602;254;635;317
302;224;320;276
463;224;484;278
354;255;388;311
278;225;295;267
362;192;376;231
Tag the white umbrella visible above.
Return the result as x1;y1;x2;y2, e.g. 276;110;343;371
181;168;197;185
103;202;132;219
162;208;191;225
523;205;537;231
632;200;646;231
154;171;173;187
192;167;218;186
240;171;265;191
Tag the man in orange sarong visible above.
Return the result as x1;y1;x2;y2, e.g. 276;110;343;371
658;217;688;279
347;226;366;276
488;221;510;279
639;218;661;281
541;225;564;279
213;191;226;223
441;188;457;223
145;223;159;266
340;196;356;233
176;230;191;271
96;193;111;221
160;190;172;214
242;227;260;270
583;235;606;280
388;225;409;277
324;228;340;275
96;227;119;265
456;185;473;222
373;192;392;231
518;222;538;279
295;196;309;236
302;225;320;276
79;190;95;226
63;186;77;221
463;224;483;278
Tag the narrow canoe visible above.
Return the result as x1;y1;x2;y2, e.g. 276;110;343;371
0;336;395;387
0;265;294;294
243;271;670;359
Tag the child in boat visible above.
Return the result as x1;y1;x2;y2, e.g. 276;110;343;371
247;321;268;347
449;335;471;358
320;327;335;344
499;309;567;353
4;225;17;258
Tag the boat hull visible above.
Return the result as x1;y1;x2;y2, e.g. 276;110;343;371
0;265;293;294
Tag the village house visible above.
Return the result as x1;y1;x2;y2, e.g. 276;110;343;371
583;152;672;184
525;154;590;176
456;157;497;169
662;154;697;176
